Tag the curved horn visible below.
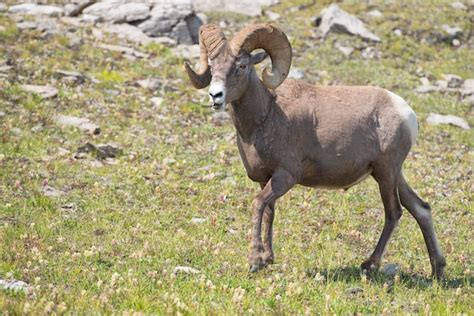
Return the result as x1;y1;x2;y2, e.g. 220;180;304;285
184;24;227;89
230;24;292;89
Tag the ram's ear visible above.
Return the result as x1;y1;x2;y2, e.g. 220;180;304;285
250;52;268;65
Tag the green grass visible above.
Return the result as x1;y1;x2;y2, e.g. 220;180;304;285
0;0;473;314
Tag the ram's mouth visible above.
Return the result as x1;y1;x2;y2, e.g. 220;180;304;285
212;102;225;110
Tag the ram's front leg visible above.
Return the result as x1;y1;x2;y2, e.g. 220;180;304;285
249;170;295;272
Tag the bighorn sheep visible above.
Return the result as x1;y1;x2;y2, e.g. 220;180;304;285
184;24;446;278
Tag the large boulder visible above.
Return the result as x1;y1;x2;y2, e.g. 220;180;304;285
8;3;64;17
193;0;278;16
315;4;380;42
138;0;202;44
83;1;150;23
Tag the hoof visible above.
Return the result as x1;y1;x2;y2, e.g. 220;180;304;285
360;259;380;274
249;264;262;273
432;259;447;280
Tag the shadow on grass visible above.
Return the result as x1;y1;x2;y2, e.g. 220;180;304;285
306;265;473;290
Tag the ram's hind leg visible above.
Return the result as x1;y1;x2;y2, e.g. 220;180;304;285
361;168;403;273
398;174;446;279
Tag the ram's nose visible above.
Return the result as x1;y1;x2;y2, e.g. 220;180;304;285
208;83;226;106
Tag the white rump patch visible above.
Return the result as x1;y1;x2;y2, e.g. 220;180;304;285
385;90;418;145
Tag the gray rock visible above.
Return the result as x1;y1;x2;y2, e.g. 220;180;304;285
173;44;200;59
265;10;281;21
361;46;381;59
367;9;383;18
441;74;463;89
151;97;164;107
194;0;276;16
55;114;101;135
461;79;474;96
451;1;467;10
334;42;354;57
81;14;102;23
442;24;462;38
83;2;150;23
426;113;470;130
100;23;156;45
9;4;64;17
138;1;201;44
43;186;65;197
315;4;381;42
190;217;207;224
0;111;5;118
98;43;149;58
462;94;474;106
414;77;440;93
380;263;400;277
16;21;36;30
65;0;97;17
137;78;161;91
174;266;200;274
21;84;58;99
76;142;122;159
288;68;304;79
393;29;403;37
0;279;29;294
56;70;86;84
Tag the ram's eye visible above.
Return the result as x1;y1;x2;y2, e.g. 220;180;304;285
239;65;247;70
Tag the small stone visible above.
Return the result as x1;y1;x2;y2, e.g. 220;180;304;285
83;2;150;23
334;42;354;57
76;142;122;160
288;68;304;79
265;10;280;21
0;26;5;32
190;217;207;224
0;4;7;12
452;39;461;47
0;279;29;294
55;115;100;135
16;22;37;30
461;79;474;96
367;9;383;18
414;78;439;93
441;74;463;89
426;113;470;130
81;14;101;24
21;84;58;99
137;78;161;91
451;2;467;10
151;97;164;107
174;266;200;275
98;43;149;59
380;263;400;277
31;124;43;133
9;4;63;17
442;24;462;37
56;70;86;84
345;287;363;295
173;44;200;59
0;111;5;118
393;29;402;37
42;185;65;197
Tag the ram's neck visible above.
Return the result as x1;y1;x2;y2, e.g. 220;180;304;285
229;70;273;142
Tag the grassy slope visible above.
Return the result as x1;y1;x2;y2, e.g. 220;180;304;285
0;0;473;314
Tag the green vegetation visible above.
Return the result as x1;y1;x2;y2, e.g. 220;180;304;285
0;0;472;314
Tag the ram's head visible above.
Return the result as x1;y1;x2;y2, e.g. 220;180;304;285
184;24;292;108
